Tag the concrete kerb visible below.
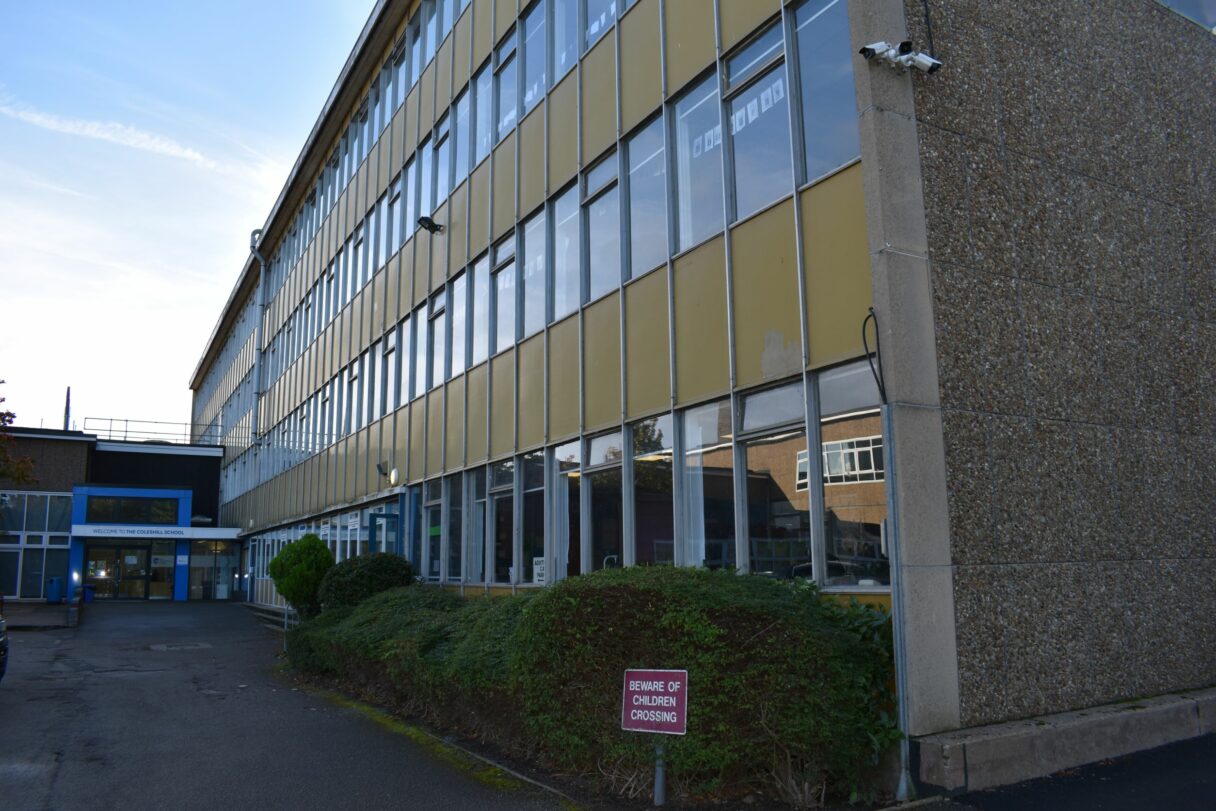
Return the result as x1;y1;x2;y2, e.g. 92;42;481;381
915;687;1216;793
2;601;76;630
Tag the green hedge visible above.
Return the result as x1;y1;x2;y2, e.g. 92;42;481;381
267;533;333;619
287;567;897;805
319;553;416;611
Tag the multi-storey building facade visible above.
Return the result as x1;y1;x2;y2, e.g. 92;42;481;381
191;0;1215;792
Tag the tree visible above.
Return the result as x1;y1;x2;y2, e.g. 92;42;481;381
0;381;34;486
266;533;334;619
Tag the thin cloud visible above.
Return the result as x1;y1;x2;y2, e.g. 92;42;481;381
0;102;216;170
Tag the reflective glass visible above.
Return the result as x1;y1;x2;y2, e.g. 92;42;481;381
522;451;545;583
587;186;620;300
741;381;804;433
447;473;463;580
474;64;493;164
552;186;581;320
399;314;413;406
729;64;792;219
680;399;735;569
496;49;518;142
419;137;434;215
435;127;451;205
494;261;516;352
450;272;468;376
587;431;624;466
821;410;888;586
468;468;487;583
633;415;674;565
554;0;577;79
403;157;417;241
471;256;490;365
817;359;880;417
453;89;471;181
627;117;667;276
674;76;724;250
522;0;547;114
412;304;428;399
588;467;622;570
429;308;446;389
794;0;860;180
726;23;784;87
521;210;547;336
585;0;617;50
744;430;811;579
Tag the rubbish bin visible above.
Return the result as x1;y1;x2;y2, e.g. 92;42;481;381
46;577;63;604
82;584;96;604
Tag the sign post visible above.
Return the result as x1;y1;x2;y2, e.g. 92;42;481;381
621;669;688;807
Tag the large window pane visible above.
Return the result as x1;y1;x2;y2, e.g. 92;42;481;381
633;415;674;565
494;260;516;353
555;441;581;577
429;294;447;388
674;75;724;250
471;256;491;364
20;547;45;598
627;117;667;276
794;0;860;180
496;40;518;143
522;0;547;114
585;0;617;50
474;63;493;164
587;186;620;300
521;210;547;336
425;484;442;581
588;468;622;571
48;496;72;532
490;461;514;583
468;469;487;583
435;119;452;205
453;89;470;182
24;494;48;531
0;494;23;532
729;65;792;219
447;473;463;580
552;186;581;320
412;304;428;399
681;399;735;569
744;430;811;579
522;451;545;583
450;272;468;376
554;0;577;80
399;314;413;407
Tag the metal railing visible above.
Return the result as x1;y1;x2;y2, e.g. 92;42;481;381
82;417;237;446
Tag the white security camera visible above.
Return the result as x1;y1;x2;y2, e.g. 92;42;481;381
859;39;941;74
898;51;942;73
858;41;894;60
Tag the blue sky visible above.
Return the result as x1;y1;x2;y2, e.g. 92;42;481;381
0;1;372;430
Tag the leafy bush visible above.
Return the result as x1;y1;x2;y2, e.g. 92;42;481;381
319;553;416;611
266;533;333;619
286;567;898;805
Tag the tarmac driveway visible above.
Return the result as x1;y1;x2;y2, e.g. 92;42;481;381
0;602;561;811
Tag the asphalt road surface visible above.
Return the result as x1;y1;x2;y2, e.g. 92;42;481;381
0;602;562;811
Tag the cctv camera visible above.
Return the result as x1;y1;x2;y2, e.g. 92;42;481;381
859;41;893;60
899;51;942;73
897;40;913;55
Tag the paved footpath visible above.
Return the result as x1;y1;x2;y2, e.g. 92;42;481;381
0;602;563;811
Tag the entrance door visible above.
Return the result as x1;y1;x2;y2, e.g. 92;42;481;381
85;546;150;599
117;549;148;598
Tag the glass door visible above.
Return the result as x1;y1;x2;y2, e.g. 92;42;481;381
117;549;149;598
85;547;119;598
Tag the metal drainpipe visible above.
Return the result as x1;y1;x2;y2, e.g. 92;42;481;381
248;228;269;453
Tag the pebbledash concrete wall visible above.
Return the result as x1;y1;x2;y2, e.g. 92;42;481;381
902;0;1216;728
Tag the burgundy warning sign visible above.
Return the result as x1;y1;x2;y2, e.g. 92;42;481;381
621;669;688;735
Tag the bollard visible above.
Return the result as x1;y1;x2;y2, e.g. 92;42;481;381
654;742;665;807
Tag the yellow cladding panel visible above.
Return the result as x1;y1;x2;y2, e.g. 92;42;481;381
409;399;426;482
454;10;472;90
405;85;420;154
414;226;432;305
732;198;801;388
490;349;515;458
547;314;579;440
447;180;469;275
427;390;445;476
665;0;715;95
673;234;729;404
518;104;546;216
619;0;661;133
494;0;516;43
466;362;489;462
548;71;578;189
436;38;453;111
492;132;517;239
625;269;671;418
581;36;617;162
394;407;409;478
446;374;466;469
472;0;493;66
363;421;380;499
719;0;780;52
431;200;449;290
345;434;358;503
377;133;392;193
802;164;872;368
469;161;491;258
583;291;621;430
518;333;544;449
399;241;416;316
420;61;436;134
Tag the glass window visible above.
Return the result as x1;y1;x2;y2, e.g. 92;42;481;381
424;0;438;63
434;115;452;205
370;341;384;421
412;304;428;399
554;0;577;80
552;185;581;321
522;0;547;114
471;255;491;365
741;380;804;433
793;0;860;180
24;494;48;530
399;313;413;407
585;0;617;50
587;185;620;300
0;494;23;532
440;0;454;39
410;13;423;86
674;75;724;250
468;468;487;583
522;451;545;583
490;461;514;583
495;33;518;143
586;433;622;571
632;415;674;565
419;136;434;215
555;439;581;577
388;177;402;258
403;157;418;243
726;27;792;219
494;257;516;353
429;291;447;389
446;473;463;580
450;272;468;377
473;62;493;164
626;117;667;277
744;427;811;579
425;481;442;581
521;209;546;337
48;496;71;532
681;399;735;569
453;88;471;182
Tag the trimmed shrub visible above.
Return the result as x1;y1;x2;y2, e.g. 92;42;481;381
319;553;416;610
266;533;333;619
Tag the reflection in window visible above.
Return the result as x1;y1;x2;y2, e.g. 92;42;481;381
793;0;860;181
495;34;518;143
521;209;547;337
587;432;622;570
434;114;452;205
552;186;581;320
447;473;463;580
744;430;811;579
453;89;471;182
585;0;617;50
727;45;791;218
522;451;545;583
632;415;674;565
585;154;620;300
555;440;581;577
468;468;487;583
398;313;413;406
674;75;724;251
473;63;493;165
522;0;547;114
627;117;667;277
490;461;514;582
419;136;434;215
425;479;442;581
494;256;516;353
471;256;490;365
680;400;735;569
450;272;468;377
554;0;577;80
412;304;428;399
429;290;447;389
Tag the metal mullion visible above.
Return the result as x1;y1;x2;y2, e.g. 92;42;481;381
512;456;523;587
622;423;636;567
578;443;591;574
